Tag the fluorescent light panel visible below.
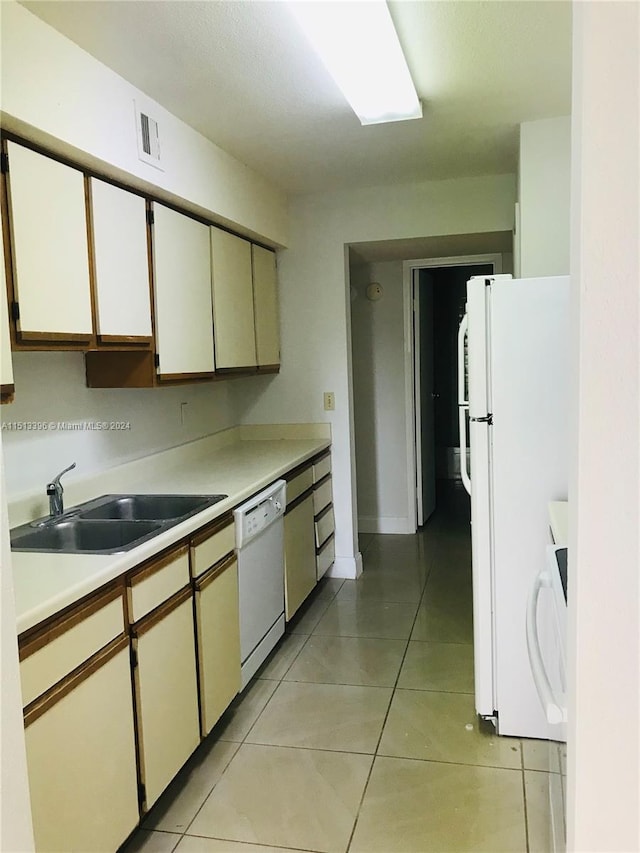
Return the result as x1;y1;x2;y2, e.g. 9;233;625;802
289;0;422;126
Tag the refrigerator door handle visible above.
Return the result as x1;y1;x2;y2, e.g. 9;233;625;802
457;313;471;495
457;313;468;406
459;405;471;496
526;570;567;725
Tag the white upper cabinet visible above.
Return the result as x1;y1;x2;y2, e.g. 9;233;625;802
89;178;152;341
152;204;215;377
5;141;93;341
252;244;280;367
210;227;257;369
1;219;14;393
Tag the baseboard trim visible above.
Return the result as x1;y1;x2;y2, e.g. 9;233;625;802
358;516;415;534
327;553;363;579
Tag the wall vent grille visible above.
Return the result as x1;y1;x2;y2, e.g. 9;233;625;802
134;101;163;171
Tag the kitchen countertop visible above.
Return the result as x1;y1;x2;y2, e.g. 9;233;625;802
549;501;568;547
10;427;330;635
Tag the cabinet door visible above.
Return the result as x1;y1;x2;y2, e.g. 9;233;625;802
25;643;139;853
0;217;14;394
152;204;215;377
5;141;93;341
89;178;152;341
210;227;257;369
252;244;280;367
284;495;317;621
134;592;200;810
195;555;240;736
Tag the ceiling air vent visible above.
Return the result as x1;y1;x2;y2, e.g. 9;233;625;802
134;101;163;171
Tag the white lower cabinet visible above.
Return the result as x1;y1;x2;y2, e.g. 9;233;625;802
194;554;241;736
284;493;317;621
25;641;139;853
132;589;200;811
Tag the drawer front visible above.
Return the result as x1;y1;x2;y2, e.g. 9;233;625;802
130;549;190;623
315;506;335;549
287;467;314;504
313;455;331;483
313;478;332;516
316;536;335;580
191;523;235;579
20;596;124;707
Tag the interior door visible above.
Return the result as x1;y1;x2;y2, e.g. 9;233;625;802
414;270;436;524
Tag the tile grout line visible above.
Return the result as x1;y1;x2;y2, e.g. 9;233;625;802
344;547;433;853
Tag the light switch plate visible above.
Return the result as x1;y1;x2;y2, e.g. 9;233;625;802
323;392;335;411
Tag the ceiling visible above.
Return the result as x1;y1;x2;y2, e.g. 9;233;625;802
20;0;572;196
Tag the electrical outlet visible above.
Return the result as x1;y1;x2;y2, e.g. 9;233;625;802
323;392;335;411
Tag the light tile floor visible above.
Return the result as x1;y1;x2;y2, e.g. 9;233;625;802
123;486;562;853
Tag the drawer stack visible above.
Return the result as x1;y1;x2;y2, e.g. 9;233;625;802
312;451;335;579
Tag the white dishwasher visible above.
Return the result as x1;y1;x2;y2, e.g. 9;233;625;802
234;480;286;689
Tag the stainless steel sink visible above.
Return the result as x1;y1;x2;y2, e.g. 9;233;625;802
79;494;226;521
10;518;163;554
10;493;228;554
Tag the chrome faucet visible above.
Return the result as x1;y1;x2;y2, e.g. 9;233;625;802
46;462;76;517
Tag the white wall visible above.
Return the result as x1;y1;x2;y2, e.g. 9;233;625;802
351;260;409;533
1;353;241;500
518;116;571;277
233;174;516;574
568;3;639;850
0;1;288;246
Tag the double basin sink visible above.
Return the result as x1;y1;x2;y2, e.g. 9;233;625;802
10;494;228;555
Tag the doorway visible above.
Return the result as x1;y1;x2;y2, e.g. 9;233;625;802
406;256;502;527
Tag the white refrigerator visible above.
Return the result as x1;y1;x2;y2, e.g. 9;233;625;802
458;274;570;739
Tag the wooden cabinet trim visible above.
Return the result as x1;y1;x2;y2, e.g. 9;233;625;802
156;371;215;382
131;585;192;636
194;552;236;593
16;330;94;344
1;383;15;402
97;334;153;346
316;531;335;556
19;580;125;660
1;138;18;352
315;503;333;523
285;485;315;515
23;634;129;728
314;473;332;491
84;174;100;346
127;543;189;588
283;459;314;483
189;513;234;548
313;449;331;466
213;366;257;376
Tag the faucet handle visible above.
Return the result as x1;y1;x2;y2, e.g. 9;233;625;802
51;462;77;485
48;462;77;493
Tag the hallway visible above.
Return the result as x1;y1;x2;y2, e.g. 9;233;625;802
124;492;562;853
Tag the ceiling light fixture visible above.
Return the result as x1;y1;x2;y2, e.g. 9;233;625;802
288;0;422;126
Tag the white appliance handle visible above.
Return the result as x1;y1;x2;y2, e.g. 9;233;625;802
457;314;471;495
526;570;567;724
459;406;471;496
457;313;468;405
